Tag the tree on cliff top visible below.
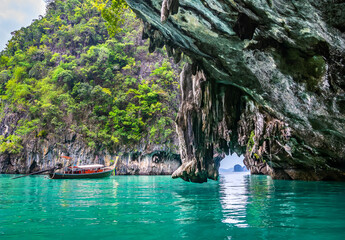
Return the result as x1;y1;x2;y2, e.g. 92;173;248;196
0;0;179;155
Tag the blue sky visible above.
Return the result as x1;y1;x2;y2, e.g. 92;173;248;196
0;0;46;51
220;154;244;169
220;153;244;169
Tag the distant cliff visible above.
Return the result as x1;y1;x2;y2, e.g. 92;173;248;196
125;0;345;182
0;0;181;174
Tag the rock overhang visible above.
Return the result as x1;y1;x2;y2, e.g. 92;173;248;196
125;0;345;182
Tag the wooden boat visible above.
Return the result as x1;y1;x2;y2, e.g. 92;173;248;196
49;164;115;179
10;156;119;180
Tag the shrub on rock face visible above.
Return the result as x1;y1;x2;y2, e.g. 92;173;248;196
0;135;23;154
0;0;180;164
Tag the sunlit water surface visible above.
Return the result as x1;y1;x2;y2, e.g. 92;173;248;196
1;173;344;240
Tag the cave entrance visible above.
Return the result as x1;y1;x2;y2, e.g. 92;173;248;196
219;154;247;174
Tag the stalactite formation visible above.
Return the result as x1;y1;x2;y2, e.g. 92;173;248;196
126;0;345;182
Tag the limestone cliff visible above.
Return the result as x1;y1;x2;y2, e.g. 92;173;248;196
0;0;182;175
125;0;345;182
0;107;181;175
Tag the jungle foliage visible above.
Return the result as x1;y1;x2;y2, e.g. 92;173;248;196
0;0;179;154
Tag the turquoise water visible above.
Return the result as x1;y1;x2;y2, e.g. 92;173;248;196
1;173;345;240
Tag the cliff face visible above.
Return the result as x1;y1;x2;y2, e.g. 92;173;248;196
0;107;181;174
125;0;345;182
0;0;181;175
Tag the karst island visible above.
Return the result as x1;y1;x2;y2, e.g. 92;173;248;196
1;0;344;239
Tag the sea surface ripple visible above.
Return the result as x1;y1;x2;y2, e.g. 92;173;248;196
1;173;344;240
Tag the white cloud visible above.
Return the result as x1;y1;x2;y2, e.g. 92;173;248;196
0;0;46;51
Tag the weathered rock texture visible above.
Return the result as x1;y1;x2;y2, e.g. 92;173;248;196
126;0;345;182
117;150;181;175
0;108;181;175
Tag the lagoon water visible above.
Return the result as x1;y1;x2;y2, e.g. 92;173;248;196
1;173;345;240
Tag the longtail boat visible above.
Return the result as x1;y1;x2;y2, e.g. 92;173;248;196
49;164;115;179
49;156;118;179
11;156;118;180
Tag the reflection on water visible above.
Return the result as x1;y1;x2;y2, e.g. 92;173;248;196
246;174;276;229
220;173;249;227
1;174;345;240
219;173;345;240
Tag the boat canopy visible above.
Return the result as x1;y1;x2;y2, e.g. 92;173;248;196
75;164;104;169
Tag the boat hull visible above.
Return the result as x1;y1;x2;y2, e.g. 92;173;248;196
49;169;114;179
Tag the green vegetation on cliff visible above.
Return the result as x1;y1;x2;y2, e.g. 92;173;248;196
0;0;179;154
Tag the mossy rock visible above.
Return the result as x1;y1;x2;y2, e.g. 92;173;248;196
276;47;326;91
